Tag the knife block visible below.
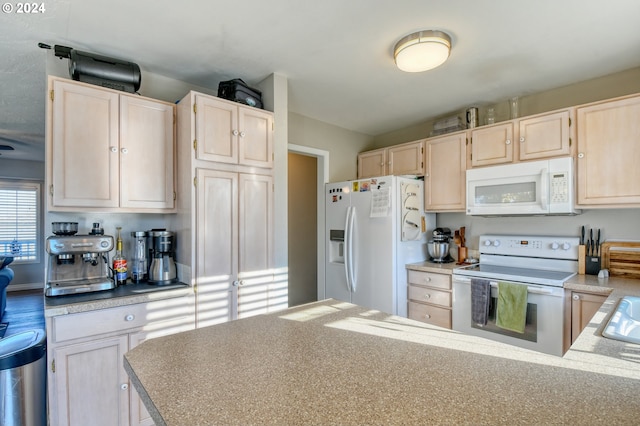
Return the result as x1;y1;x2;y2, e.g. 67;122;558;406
578;245;586;274
585;255;601;275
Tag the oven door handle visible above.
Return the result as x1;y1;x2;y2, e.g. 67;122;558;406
453;276;563;297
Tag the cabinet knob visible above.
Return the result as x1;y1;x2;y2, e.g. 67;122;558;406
424;294;431;299
520;137;525;143
232;280;239;287
572;294;580;301
424;314;431;319
232;130;239;136
505;139;511;145
110;146;117;153
240;131;246;138
121;383;129;390
121;148;128;155
125;314;135;321
239;280;245;286
578;152;585;158
423;277;431;283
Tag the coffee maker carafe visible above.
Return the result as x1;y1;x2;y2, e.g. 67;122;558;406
147;230;177;285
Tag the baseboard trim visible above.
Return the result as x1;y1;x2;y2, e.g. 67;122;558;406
7;282;43;293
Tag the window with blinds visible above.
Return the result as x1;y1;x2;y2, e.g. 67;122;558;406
0;181;40;262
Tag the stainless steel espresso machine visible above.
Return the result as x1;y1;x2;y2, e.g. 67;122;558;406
45;225;115;296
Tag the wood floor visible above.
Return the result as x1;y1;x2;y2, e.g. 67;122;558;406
2;289;45;337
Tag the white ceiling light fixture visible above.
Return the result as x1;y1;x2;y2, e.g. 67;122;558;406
394;30;451;72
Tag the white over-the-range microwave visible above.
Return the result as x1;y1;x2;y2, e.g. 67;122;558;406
466;156;581;216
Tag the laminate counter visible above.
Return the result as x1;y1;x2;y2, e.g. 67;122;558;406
124;297;640;425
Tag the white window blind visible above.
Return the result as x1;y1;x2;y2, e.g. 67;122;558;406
0;181;40;262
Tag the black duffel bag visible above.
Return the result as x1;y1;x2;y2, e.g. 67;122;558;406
217;78;263;109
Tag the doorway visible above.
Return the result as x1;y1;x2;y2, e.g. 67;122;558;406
287;145;329;307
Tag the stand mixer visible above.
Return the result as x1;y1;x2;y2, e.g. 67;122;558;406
427;227;455;263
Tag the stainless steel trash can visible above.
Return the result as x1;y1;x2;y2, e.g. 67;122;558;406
0;329;47;426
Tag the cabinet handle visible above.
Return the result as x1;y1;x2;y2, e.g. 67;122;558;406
505;139;511;145
572;294;580;301
240;131;246;138
578;152;585;158
380;162;384;166
239;280;245;286
125;314;135;321
110;146;117;153
423;277;431;283
121;148;128;155
424;294;431;299
424;314;431;319
232;130;239;136
232;280;239;287
121;383;129;390
520;137;525;143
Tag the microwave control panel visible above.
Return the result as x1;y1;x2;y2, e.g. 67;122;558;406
550;171;569;203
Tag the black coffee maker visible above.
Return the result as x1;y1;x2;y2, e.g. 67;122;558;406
146;230;177;285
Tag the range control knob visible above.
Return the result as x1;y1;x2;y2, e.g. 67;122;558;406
492;240;501;247
551;242;560;250
562;242;571;250
483;240;492;247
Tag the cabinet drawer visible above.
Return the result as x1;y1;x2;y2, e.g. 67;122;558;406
407;270;451;290
408;302;451;329
51;297;193;343
408;285;451;307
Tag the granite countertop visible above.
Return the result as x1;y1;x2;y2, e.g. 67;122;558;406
125;298;640;426
44;282;193;316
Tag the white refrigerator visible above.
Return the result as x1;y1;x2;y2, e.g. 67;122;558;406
324;176;435;317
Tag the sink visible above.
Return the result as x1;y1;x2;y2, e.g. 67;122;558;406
602;296;640;344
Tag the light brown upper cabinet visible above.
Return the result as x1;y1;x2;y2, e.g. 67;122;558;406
576;94;640;207
358;140;424;178
193;94;273;168
518;109;573;161
47;77;176;212
470;122;514;167
470;108;573;167
424;131;467;212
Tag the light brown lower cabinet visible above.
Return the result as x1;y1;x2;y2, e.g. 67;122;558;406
46;296;195;426
570;290;607;344
407;269;452;329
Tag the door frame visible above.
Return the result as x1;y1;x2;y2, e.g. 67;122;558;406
287;144;329;301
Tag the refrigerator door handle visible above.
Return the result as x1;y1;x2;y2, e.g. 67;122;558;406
347;206;357;292
344;206;353;292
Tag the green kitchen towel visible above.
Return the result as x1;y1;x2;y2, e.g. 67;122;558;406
496;281;527;333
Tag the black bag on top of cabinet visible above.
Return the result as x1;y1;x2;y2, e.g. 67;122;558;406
217;79;263;109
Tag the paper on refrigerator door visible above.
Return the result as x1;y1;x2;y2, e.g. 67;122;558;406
370;186;390;217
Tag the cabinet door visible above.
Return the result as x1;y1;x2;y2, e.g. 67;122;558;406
50;79;119;208
238;107;274;168
196;168;237;327
238;173;274;318
576;96;640;206
425;132;467;211
195;95;238;164
120;95;176;210
519;110;572;161
470;122;514;167
388;140;425;176
52;335;129;426
571;291;607;344
358;149;387;178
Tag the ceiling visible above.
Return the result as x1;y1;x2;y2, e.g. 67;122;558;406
1;0;640;162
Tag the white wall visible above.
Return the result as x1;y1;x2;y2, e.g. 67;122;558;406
288;112;373;182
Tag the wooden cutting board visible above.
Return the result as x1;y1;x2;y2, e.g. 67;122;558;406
600;241;640;279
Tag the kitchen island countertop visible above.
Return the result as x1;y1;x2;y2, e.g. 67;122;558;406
125;297;640;425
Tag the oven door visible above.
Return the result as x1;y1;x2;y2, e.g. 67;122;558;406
452;275;565;356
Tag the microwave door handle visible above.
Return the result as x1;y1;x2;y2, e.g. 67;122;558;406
540;168;549;211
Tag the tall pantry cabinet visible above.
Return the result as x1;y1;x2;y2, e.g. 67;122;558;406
173;92;278;327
